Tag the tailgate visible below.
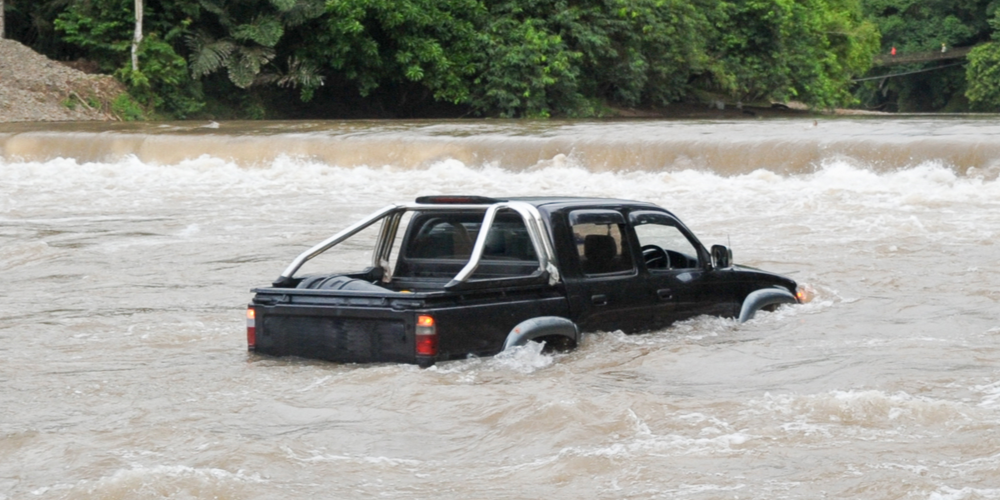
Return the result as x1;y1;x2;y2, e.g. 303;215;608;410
254;305;414;364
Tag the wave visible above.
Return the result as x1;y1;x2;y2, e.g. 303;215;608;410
5;119;1000;175
2;154;998;212
38;464;265;500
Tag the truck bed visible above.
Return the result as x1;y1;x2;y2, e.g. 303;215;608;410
250;280;570;364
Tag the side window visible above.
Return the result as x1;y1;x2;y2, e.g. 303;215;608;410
630;211;700;270
569;210;634;275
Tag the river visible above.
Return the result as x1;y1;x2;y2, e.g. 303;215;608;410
1;118;999;499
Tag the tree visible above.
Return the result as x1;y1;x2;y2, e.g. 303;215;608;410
469;0;716;116
21;0;882;118
857;0;995;111
306;0;876;117
965;10;1000;109
966;41;1000;107
187;0;326;99
554;0;714;108
305;0;484;111
2;1;77;56
131;0;142;71
703;0;878;109
54;0;205;117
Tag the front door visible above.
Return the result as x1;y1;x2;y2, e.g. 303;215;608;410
630;211;727;326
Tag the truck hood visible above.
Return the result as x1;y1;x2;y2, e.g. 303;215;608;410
732;264;798;289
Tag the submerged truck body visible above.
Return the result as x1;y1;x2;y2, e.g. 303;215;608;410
248;196;801;367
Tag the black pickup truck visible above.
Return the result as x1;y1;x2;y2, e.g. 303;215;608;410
248;196;802;367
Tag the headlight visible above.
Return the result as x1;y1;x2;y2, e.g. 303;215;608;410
795;284;813;303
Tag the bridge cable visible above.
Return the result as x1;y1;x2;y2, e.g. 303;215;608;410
852;62;966;82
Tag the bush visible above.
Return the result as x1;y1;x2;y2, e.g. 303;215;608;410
966;41;1000;108
111;93;146;121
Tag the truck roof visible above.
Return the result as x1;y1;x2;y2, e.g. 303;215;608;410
416;195;663;212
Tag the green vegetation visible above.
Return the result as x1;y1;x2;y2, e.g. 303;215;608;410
965;10;1000;109
1;0;913;118
110;92;147;120
855;0;1000;112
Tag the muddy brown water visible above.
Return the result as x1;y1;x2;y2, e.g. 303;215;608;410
1;118;999;499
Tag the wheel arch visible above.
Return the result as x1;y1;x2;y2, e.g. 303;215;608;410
503;316;580;351
738;287;798;322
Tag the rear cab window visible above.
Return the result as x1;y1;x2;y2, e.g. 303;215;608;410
395;210;538;281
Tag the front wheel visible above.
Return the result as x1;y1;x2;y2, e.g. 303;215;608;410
738;287;798;322
534;335;577;353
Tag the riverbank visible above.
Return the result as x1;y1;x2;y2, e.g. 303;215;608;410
0;38;876;123
0;39;126;123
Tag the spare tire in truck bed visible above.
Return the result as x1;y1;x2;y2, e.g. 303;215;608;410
297;275;386;292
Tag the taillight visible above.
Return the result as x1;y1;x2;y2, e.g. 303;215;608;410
415;315;437;356
246;307;256;350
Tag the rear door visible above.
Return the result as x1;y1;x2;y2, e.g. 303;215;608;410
563;209;651;333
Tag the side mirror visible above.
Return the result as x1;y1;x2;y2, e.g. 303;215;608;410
711;245;732;269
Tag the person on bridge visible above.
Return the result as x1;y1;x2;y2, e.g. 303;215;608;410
891;46;897;56
942;43;948;53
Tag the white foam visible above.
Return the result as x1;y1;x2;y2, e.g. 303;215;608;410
498;427;756;475
491;341;555;373
432;341;556;376
973;380;1000;409
567;429;755;459
295;375;332;393
3;155;999;214
1;153;995;284
930;486;1000;500
177;224;200;237
751;390;969;429
44;464;265;500
285;447;423;467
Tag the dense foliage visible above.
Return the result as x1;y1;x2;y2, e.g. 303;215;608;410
4;0;882;118
965;8;1000;109
855;0;1000;112
54;0;204;116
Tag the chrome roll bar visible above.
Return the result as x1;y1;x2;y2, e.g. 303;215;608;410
448;204;503;284
278;203;403;281
275;201;559;287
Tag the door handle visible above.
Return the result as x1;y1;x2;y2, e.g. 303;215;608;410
657;289;674;300
591;294;609;306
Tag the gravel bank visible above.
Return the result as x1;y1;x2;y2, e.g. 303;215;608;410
0;39;126;123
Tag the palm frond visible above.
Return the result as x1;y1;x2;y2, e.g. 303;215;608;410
231;15;284;47
269;0;297;12
186;33;236;78
198;0;235;27
225;46;276;88
197;0;225;16
281;0;326;27
277;57;325;89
